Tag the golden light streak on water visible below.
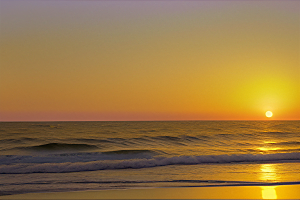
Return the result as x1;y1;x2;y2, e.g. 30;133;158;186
257;147;281;152
260;164;278;181
261;186;277;199
257;140;281;153
260;164;279;199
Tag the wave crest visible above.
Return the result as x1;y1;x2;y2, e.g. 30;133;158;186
1;152;299;174
26;143;98;151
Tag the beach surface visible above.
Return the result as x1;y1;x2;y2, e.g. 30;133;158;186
2;185;300;199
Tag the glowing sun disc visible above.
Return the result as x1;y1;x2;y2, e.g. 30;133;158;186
266;111;273;118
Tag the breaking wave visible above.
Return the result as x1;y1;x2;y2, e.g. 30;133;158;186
1;152;299;174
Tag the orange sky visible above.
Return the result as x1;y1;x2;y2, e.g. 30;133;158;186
0;1;299;121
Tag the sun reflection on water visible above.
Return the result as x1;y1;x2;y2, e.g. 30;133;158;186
257;146;281;152
260;164;278;199
260;164;278;182
261;186;277;199
257;141;281;153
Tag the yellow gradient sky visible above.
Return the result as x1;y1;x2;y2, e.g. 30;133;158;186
0;1;299;121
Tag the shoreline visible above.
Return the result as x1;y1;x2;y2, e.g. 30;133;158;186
2;184;300;199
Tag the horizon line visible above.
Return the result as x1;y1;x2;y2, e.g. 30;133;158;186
1;119;299;122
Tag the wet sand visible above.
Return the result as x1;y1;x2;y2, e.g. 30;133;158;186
2;184;300;199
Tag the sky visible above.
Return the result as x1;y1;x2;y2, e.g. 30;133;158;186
0;0;299;121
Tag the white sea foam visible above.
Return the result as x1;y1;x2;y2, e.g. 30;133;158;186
1;152;299;174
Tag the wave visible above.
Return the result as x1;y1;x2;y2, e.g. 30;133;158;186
270;141;300;146
24;143;98;151
128;135;207;145
1;152;299;174
4;179;300;187
0;137;40;143
73;138;114;144
31;124;59;128
0;149;158;164
2;179;300;196
259;131;294;135
151;135;207;142
72;135;205;146
102;149;155;154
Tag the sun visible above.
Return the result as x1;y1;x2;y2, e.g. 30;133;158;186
265;111;273;118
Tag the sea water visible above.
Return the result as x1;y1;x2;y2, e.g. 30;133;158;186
0;121;299;195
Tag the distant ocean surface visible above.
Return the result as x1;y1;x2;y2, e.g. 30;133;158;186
1;121;299;196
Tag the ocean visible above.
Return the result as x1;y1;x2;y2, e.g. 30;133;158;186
0;121;299;196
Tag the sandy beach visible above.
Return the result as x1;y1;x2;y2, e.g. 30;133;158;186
2;185;300;199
